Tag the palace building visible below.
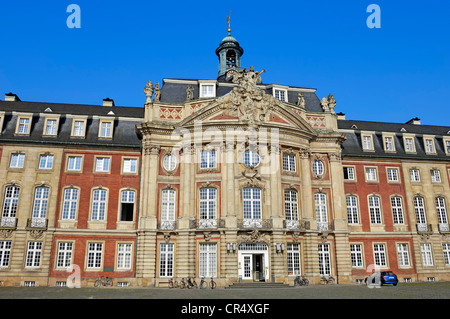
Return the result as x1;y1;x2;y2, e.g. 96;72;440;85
0;26;449;287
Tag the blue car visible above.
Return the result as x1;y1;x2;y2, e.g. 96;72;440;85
365;271;398;286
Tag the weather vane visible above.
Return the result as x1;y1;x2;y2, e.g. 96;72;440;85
227;11;231;35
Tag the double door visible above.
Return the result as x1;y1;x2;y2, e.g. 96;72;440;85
242;254;265;282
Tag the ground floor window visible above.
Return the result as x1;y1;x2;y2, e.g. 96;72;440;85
318;244;331;276
421;243;434;266
373;244;387;267
56;242;73;269
159;243;174;277
350;244;363;268
0;241;12;267
25;241;42;268
117;243;133;270
199;243;217;278
443;243;450;266
397;243;410;267
287;243;300;276
87;242;103;269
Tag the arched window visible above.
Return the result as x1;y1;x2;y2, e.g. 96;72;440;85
32;187;49;219
414;196;427;224
62;188;78;220
91;188;107;221
436;197;448;225
284;190;298;221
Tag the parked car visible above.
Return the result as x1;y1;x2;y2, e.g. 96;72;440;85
365;271;398;286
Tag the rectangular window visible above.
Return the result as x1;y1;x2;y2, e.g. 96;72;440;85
0;241;12;267
421;243;433;266
161;189;176;222
62;188;78;220
404;137;415;152
287;243;301;276
117;243;133;270
397;244;410;267
274;89;286;102
387;168;399;182
38;155;54;169
243;188;261;220
391;196;404;224
199;243;217;278
425;139;435;153
369;196;382;224
159;243;174;277
346;195;359;224
445;140;450;154
373;244;387;267
362;135;373;150
350;244;363;268
91;189;107;221
44;119;58;135
17;117;30;134
100;121;113;138
365;167;377;181
284;190;299;221
436;197;448;225
410;169;420;182
120;190;135;222
95;157;110;173
25;241;42;268
414;197;427;224
199;188;217;220
32;187;49;219
282;153;296;172
123;158;137;173
315;193;328;224
443;243;450;266
384;136;394;151
10;153;25;168
2;186;19;219
343;167;355;181
318;244;331;275
431;169;441;183
56;242;73;269
200;150;217;169
67;156;82;171
200;84;215;98
72;120;85;137
87;243;103;269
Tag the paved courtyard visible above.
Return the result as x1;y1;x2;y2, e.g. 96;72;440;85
0;282;448;299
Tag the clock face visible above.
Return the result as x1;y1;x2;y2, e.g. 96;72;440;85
226;69;238;82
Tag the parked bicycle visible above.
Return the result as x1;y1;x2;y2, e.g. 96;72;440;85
179;278;186;289
168;277;179;288
294;275;309;286
320;276;335;285
187;276;198;289
200;277;216;289
94;276;113;287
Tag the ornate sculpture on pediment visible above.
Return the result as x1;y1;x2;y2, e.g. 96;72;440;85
144;81;154;104
153;83;161;102
186;85;194;101
220;66;278;124
297;92;306;108
320;96;329;112
328;94;336;113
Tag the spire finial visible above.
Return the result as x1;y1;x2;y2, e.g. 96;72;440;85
227;11;231;35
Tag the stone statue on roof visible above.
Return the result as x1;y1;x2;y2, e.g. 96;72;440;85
144;81;153;104
153;83;161;102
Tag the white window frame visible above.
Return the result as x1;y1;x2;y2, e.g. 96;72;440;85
72;120;86;137
383;135;395;152
87;242;103;269
343;167;355;181
373;244;387;268
431;169;441;183
287;243;301;276
161;189;176;222
199;83;216;98
369;195;382;224
199;243;217;278
410;169;420;182
91;189;107;221
163;154;177;172
122;158;137;174
99;120;113;138
159;243;174;277
397;243;410;267
387;168;399;182
314;193;328;224
120;190;135;222
95;157;110;173
62;188;78;220
362;134;374;151
17;117;31;135
56;242;73;269
117;243;133;270
312;160;324;176
200;150;217;169
350;244;363;268
199;188;217;220
421;243;434;266
404;136;415;153
25;241;42;268
10;153;25;168
414;196;427;224
318;244;331;276
243;150;260;168
44;118;58;136
0;240;12;268
282;153;296;172
38;154;54;170
346;195;359;224
443;243;450;266
436;197;448;225
445;140;450;155
391;196;404;224
67;156;82;171
365;167;378;182
243;188;262;220
273;88;288;102
424;138;436;154
32;187;49;219
284;190;299;221
2;186;20;219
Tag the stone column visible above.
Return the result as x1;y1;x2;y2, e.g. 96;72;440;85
268;144;282;227
299;149;315;228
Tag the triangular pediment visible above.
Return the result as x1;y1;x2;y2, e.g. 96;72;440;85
176;68;317;137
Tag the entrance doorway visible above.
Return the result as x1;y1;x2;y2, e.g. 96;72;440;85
238;243;269;282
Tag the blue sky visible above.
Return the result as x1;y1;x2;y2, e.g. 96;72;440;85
0;1;449;126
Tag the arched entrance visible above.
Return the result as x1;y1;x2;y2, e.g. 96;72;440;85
238;243;269;282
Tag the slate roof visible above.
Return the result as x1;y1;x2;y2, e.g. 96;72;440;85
0;100;143;148
338;119;450;161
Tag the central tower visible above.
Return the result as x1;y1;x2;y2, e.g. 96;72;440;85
215;15;244;80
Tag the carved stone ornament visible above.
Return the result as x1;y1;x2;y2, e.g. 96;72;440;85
297;92;306;108
420;233;431;242
29;229;44;239
186;85;194;101
238;230;270;245
0;229;14;238
144;80;153;104
241;166;261;181
153;83;161;102
163;232;172;243
203;232;212;242
219;67;281;124
291;231;300;243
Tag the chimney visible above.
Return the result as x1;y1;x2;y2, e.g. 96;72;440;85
406;117;421;125
102;98;115;107
5;92;20;102
336;112;346;120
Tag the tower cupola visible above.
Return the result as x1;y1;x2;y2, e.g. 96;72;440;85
215;15;244;80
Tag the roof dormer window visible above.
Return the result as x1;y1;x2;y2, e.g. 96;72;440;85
273;88;287;102
199;82;216;98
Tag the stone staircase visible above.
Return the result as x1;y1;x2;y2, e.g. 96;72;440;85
226;282;290;289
